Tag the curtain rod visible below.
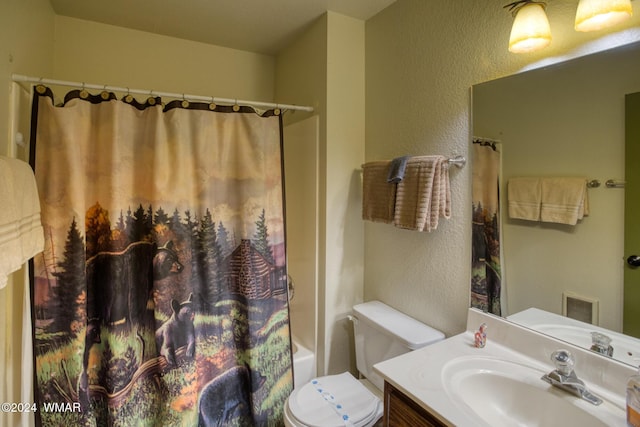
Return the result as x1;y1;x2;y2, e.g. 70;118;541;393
12;74;314;113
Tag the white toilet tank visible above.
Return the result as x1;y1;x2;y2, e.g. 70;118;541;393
352;300;444;391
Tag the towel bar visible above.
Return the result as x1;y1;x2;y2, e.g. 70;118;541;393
359;155;467;172
605;179;625;188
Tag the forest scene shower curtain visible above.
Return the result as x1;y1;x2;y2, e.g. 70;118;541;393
29;86;293;426
471;139;502;316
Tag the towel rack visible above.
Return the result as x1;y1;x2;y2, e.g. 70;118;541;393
586;179;625;189
359;155;467;172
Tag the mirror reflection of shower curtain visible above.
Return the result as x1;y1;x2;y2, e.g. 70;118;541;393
29;86;293;426
471;139;503;316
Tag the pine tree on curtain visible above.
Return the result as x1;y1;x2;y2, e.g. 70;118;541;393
29;85;293;426
471;139;503;316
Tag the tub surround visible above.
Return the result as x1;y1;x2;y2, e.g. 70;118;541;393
291;337;316;389
374;308;635;426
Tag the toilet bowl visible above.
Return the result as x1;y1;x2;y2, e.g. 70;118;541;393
284;300;444;427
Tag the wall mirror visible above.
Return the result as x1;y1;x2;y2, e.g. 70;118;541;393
472;40;640;366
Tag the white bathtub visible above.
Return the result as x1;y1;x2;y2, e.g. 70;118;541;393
291;337;315;389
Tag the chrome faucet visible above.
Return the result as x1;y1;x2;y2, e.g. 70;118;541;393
590;332;614;357
541;349;603;405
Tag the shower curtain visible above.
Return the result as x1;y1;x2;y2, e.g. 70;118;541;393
29;85;293;426
471;139;502;316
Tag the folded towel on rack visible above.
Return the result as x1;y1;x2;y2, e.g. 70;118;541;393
362;161;396;224
508;177;542;221
0;157;45;289
540;177;589;225
393;155;450;232
387;156;409;183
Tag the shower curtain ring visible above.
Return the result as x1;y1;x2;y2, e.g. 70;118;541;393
148;89;157;105
233;99;240;112
80;82;88;99
125;87;133;103
181;93;189;108
101;84;110;100
209;96;216;110
36;77;46;94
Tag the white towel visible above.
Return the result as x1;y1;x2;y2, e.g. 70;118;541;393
0;157;45;288
541;177;589;225
508;177;541;221
393;155;450;232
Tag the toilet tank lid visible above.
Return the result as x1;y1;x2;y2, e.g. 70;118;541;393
353;300;445;350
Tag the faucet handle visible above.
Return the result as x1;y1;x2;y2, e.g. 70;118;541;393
551;349;575;376
590;332;613;356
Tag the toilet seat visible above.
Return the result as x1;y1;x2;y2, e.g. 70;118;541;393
287;372;383;427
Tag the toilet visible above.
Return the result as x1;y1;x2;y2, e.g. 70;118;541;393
284;300;445;427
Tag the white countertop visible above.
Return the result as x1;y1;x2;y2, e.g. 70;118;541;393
373;309;634;427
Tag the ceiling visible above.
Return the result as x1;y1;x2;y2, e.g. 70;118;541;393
48;0;397;55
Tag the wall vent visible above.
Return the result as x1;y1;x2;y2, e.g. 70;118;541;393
562;292;599;325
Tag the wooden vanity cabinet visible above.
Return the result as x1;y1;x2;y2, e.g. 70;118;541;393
383;381;449;427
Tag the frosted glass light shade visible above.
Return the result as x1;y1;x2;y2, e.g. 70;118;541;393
508;3;552;53
575;0;633;32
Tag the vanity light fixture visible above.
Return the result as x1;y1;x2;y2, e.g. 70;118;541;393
575;0;633;32
505;1;552;53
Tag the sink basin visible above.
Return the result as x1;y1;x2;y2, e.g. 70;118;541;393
441;356;623;427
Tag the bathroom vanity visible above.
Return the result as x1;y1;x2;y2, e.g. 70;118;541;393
375;308;636;426
383;382;448;426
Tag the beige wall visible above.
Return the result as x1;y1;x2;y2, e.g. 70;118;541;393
276;14;328;375
324;12;365;375
53;16;275;102
0;0;55;156
276;12;365;376
364;0;640;337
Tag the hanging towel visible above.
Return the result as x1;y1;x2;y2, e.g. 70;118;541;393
362;161;396;224
540;177;589;225
508;177;542;221
0;157;45;288
393;155;450;232
386;155;409;183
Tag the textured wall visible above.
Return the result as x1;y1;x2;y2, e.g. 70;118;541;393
364;0;640;337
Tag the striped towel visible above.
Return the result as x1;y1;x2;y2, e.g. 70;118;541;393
0;157;45;288
540;177;589;225
393;156;451;232
362;161;396;224
508;177;542;221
